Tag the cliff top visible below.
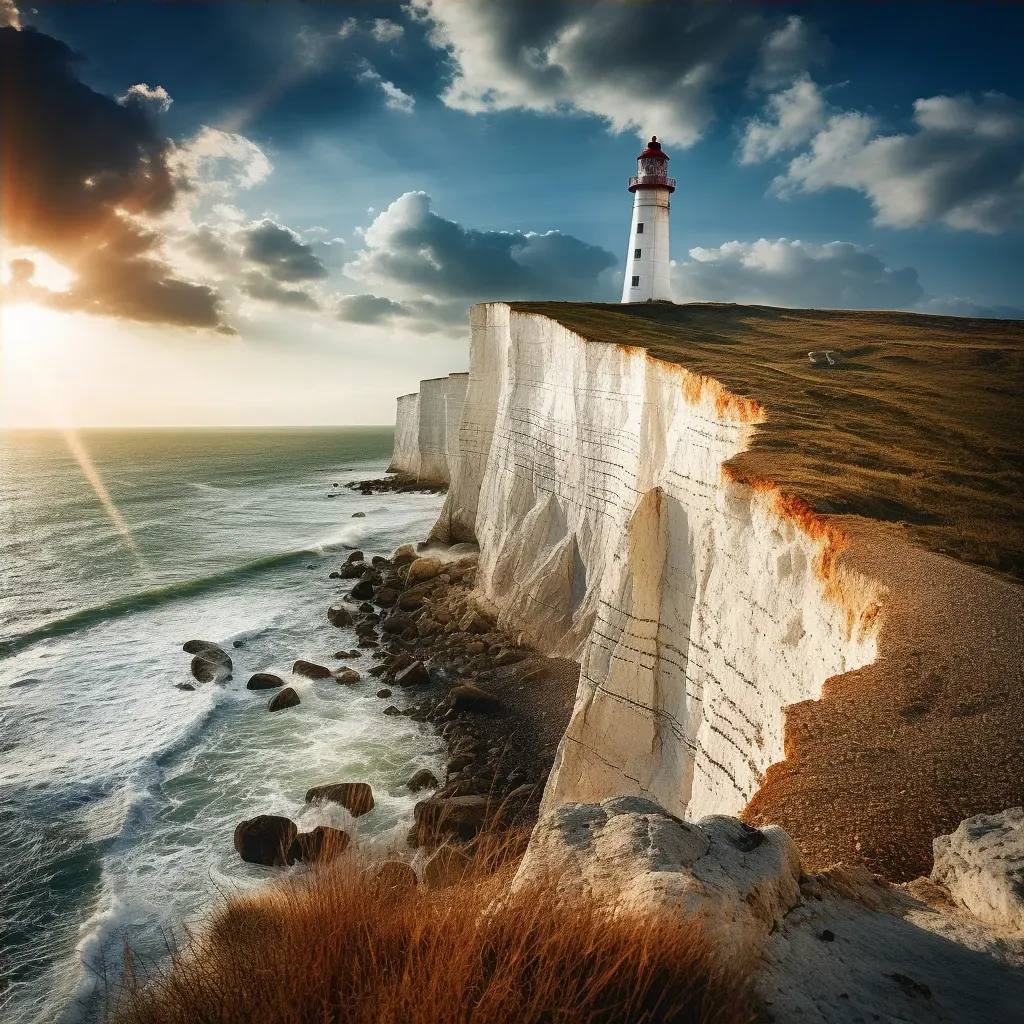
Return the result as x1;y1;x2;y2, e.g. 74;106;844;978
509;301;1024;582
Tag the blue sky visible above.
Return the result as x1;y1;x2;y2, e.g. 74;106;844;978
2;1;1023;425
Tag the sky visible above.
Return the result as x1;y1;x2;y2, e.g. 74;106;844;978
1;0;1022;427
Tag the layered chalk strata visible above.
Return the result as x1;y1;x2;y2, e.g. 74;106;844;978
424;303;881;821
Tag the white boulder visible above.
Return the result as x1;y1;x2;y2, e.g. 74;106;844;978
510;796;802;966
931;807;1024;933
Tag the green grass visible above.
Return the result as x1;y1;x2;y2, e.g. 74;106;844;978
511;301;1024;582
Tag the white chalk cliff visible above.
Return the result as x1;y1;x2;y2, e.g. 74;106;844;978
387;373;469;485
422;303;881;822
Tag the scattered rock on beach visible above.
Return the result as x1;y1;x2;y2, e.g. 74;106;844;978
412;794;489;848
392;544;418;566
376;688;393;699
183;640;226;656
407;768;439;793
247;672;284;691
380;613;414;635
383;705;401;716
292;660;332;680
334;668;361;685
190;649;232;683
295;825;350;863
423;846;473;889
305;781;375;817
351;511;366;518
406;557;443;586
362;860;416;897
350;579;375;600
234;815;299;866
176;682;196;692
395;660;430;688
458;610;490;634
268;687;300;712
328;605;354;627
448;683;499;712
346;551;364;564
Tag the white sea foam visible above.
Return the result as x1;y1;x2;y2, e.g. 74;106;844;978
0;430;444;1024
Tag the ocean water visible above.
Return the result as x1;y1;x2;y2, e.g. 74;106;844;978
0;428;445;1023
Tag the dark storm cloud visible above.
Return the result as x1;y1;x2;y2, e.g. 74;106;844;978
337;293;412;324
242;220;329;283
336;292;469;335
348;192;617;301
0;25;230;330
414;1;825;144
241;272;321;310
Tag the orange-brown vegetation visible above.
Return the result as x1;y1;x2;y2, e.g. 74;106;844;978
110;846;756;1024
513;302;1024;582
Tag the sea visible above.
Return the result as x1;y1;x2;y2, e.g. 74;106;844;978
0;427;446;1023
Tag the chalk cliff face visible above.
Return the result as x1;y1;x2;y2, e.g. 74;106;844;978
387;393;420;475
426;303;881;822
387;373;469;485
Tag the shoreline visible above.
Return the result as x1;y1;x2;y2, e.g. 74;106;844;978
328;519;579;853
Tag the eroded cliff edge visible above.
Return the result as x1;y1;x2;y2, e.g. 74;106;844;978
415;301;1024;880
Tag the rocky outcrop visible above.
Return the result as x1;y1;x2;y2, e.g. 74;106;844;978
246;672;283;690
268;687;299;712
234;815;298;866
512;796;801;967
424;303;880;823
305;782;375;817
931;807;1024;932
516;799;1024;1022
386;372;469;485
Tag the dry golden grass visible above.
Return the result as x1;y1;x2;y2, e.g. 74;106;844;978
511;302;1024;581
108;846;755;1024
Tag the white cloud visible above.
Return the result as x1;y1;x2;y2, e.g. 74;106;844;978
357;62;415;113
0;0;21;29
675;238;924;310
171;127;273;197
118;82;173;113
412;1;822;147
739;76;825;163
370;18;404;43
759;90;1024;233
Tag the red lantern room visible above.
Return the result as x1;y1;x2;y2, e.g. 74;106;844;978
628;136;676;194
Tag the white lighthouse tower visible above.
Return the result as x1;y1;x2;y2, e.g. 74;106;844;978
620;136;675;303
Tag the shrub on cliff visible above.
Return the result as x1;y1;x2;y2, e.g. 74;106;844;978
109;850;755;1024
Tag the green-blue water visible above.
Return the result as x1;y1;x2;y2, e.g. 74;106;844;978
0;428;445;1023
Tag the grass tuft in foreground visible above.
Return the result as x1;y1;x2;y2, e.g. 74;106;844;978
109;848;755;1024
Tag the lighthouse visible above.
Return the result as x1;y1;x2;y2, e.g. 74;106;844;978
620;136;675;303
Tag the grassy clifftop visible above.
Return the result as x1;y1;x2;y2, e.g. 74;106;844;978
511;301;1024;582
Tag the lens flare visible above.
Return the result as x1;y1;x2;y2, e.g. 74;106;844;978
58;427;139;553
2;318;143;558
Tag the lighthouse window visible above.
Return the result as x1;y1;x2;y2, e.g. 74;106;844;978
631;276;640;287
636;223;644;233
634;248;642;259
